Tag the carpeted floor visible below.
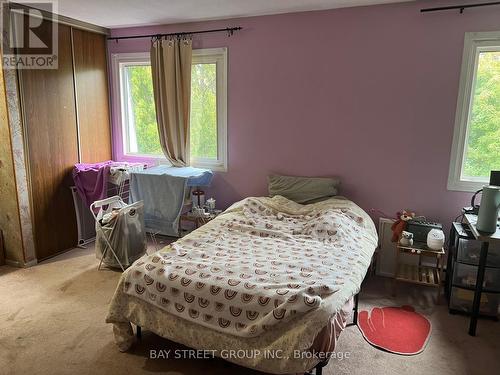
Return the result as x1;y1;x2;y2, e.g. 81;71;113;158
1;245;499;375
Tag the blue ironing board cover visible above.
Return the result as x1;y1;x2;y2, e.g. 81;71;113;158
134;166;213;187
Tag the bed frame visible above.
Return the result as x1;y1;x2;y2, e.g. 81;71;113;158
304;293;359;375
134;293;359;375
305;361;328;375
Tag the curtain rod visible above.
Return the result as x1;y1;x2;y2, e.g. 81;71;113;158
421;1;500;13
107;26;242;41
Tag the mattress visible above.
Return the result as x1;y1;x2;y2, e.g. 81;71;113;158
106;195;377;374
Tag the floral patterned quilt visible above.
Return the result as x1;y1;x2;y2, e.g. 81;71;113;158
121;196;377;337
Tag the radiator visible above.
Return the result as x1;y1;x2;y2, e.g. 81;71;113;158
376;217;419;277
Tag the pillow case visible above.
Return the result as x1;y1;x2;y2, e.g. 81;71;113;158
267;174;340;204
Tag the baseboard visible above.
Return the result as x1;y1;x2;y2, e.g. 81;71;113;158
376;271;395;278
5;258;38;268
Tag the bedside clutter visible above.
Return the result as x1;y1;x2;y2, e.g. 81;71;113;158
179;208;222;235
406;219;443;243
377;215;445;279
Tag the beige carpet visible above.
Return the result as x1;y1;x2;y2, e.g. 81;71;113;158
0;245;499;375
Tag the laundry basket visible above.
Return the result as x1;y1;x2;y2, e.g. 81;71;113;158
91;196;147;271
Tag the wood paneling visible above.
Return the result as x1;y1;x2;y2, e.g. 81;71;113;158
20;23;78;259
72;29;112;163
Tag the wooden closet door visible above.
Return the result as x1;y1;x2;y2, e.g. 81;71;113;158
72;29;112;163
20;23;78;259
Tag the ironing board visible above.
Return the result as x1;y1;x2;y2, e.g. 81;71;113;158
135;166;213;187
129;166;213;237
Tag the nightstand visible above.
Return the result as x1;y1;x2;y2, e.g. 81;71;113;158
393;241;445;300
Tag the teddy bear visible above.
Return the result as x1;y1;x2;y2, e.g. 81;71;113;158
391;210;415;242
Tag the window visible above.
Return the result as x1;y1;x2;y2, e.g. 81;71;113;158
112;48;227;171
120;60;162;156
448;32;500;191
190;48;227;170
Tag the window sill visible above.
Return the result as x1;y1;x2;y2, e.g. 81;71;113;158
447;179;489;193
119;154;226;172
117;154;169;168
193;165;226;172
192;161;227;172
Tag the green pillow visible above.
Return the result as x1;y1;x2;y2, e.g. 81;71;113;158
268;175;340;204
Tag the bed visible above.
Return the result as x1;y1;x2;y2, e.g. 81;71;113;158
106;195;378;374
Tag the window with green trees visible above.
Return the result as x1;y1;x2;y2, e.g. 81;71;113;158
123;64;162;155
462;51;500;179
117;48;227;170
190;63;217;159
448;32;500;191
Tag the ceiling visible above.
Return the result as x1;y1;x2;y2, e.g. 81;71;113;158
44;0;415;29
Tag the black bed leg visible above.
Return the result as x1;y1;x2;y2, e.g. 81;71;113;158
346;293;359;327
136;325;142;339
353;293;359;326
305;361;326;375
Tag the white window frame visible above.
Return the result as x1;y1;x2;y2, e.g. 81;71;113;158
111;48;228;171
448;31;500;192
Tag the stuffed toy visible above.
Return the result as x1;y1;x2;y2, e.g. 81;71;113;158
399;231;414;246
391;210;415;242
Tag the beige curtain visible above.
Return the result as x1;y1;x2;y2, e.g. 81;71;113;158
150;37;192;167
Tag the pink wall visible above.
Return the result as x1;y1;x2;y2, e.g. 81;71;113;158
108;0;500;227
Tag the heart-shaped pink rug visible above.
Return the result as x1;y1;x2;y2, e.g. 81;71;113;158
358;305;431;355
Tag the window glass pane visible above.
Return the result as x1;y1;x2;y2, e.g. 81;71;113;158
190;63;217;159
462;51;500;179
124;65;162;155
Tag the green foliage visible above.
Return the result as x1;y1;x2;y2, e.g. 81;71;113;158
127;65;162;155
190;63;218;159
463;52;500;178
126;63;218;160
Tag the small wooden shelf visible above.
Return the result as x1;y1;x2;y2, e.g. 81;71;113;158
397;242;445;256
396;263;441;287
393;241;444;300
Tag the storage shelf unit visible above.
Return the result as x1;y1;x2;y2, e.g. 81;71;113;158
447;222;500;319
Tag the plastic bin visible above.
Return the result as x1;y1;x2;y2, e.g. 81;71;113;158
452;263;500;292
457;238;500;267
449;287;499;316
